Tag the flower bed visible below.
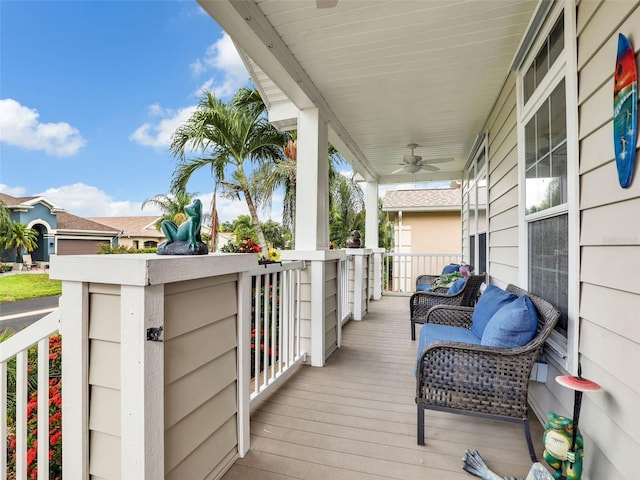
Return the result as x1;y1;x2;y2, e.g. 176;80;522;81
5;334;62;480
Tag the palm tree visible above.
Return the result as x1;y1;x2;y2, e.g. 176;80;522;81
170;90;286;250
329;172;365;248
1;222;38;263
141;190;198;230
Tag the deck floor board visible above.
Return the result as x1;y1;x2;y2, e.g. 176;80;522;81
223;296;545;479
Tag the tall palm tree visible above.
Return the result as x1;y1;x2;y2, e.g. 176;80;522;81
1;222;38;262
329;172;365;248
141;190;197;230
170;90;286;250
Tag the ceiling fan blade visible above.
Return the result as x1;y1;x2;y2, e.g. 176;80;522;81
423;157;454;164
316;0;338;8
391;166;405;174
420;164;440;172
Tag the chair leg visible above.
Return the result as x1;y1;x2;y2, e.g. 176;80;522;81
524;417;537;462
411;320;416;341
417;404;425;445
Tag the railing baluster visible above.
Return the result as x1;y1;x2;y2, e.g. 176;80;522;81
262;275;269;389
1;361;7;475
382;253;463;294
248;262;307;405
270;272;276;381
37;338;50;480
253;276;261;396
16;350;27;480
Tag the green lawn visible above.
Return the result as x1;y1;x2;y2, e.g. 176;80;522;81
0;274;62;303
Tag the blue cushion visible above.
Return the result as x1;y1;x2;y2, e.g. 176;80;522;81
415;323;481;375
469;285;518;338
447;278;467;295
441;264;460;275
481;295;539;348
416;283;432;292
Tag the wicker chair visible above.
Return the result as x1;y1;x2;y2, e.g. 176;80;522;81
415;263;467;291
410;275;485;340
415;284;560;461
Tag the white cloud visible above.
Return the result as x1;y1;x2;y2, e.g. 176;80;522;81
36;183;153;217
0;184;27;197
190;33;249;98
0;98;86;156
132;33;248;151
130;105;197;149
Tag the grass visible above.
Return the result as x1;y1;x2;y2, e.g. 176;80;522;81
0;274;62;303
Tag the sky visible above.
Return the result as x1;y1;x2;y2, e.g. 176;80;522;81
0;1;434;226
0;0;283;223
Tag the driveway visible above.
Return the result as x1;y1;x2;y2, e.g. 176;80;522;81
0;296;60;333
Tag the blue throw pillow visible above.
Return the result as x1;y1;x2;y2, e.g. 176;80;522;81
416;284;432;292
481;295;539;348
441;264;460;275
470;285;518;338
447;278;467;295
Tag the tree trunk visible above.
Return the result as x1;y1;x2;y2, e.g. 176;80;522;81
243;188;267;250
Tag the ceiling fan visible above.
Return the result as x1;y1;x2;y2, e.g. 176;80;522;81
392;143;453;174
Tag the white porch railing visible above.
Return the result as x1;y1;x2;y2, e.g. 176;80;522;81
383;252;462;294
1;309;60;480
248;261;307;407
337;255;351;344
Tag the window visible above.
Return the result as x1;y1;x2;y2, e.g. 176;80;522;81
518;5;578;372
464;135;488;274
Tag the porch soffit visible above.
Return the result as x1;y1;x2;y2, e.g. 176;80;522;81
201;0;538;186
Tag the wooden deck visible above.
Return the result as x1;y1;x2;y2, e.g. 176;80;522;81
223;295;545;480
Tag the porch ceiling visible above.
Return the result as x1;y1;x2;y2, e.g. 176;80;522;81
200;0;539;185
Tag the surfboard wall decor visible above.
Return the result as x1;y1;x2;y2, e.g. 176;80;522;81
613;33;637;189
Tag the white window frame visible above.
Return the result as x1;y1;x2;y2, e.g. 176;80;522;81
516;1;579;375
464;133;489;274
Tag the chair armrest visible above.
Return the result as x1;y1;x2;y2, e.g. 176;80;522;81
431;286;449;293
424;305;474;328
416;274;439;286
410;291;462;320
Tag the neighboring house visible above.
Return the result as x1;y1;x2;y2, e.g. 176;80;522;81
0;192;119;263
87;216;164;249
382;187;462;257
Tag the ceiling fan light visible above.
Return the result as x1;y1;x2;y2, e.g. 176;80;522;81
404;164;421;173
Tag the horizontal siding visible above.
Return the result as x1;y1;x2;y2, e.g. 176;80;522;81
580;283;640;344
88;286;122;480
89;431;121;479
580;198;640;245
164;275;239;478
574;1;640;479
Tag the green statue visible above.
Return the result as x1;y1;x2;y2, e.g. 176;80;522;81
157;198;208;255
543;412;584;480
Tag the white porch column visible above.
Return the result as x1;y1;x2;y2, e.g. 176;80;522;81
60;280;89;480
120;284;164;479
365;182;379;249
364;182;383;300
295;107;329;250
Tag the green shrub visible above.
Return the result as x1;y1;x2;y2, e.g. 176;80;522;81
98;244;157;254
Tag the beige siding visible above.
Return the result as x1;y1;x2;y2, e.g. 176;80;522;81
484;74;520;285
324;260;338;357
536;2;640;479
401;211;461;255
299;268;312;357
88;284;122;479
86;275;241;479
164;275;239;478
